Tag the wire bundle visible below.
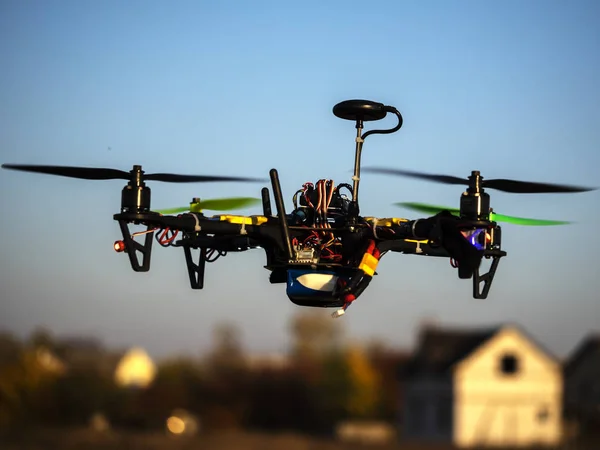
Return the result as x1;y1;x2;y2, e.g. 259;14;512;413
293;179;344;262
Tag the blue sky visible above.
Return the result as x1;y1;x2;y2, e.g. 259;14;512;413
1;0;599;360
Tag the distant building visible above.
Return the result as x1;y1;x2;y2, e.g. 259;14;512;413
400;324;563;448
114;347;156;388
563;334;600;435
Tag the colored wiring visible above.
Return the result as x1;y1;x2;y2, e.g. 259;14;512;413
128;226;179;248
315;179;341;260
131;228;158;237
293;179;348;262
206;248;227;262
334;183;353;199
156;228;179;247
371;222;396;239
292;189;303;209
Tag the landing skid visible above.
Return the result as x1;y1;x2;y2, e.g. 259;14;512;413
117;220;153;272
184;246;206;290
473;252;505;299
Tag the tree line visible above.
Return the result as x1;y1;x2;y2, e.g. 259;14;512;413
0;310;409;435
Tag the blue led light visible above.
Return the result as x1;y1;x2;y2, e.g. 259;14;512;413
463;228;487;250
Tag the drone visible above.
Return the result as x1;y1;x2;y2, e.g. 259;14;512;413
2;100;596;317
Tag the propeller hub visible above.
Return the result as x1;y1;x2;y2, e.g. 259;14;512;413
129;165;145;186
467;170;483;194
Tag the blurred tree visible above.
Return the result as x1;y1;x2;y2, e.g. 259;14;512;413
136;357;204;429
345;345;380;419
0;332;22;365
289;310;344;360
365;338;388;357
43;336;125;427
0;337;24;430
57;336;107;368
156;359;201;408
282;310;351;431
201;322;252;430
28;327;55;352
0;330;131;430
246;366;324;433
315;347;353;426
206;322;246;375
366;343;412;421
48;368;114;426
0;346;64;430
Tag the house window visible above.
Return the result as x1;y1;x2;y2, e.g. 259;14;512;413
499;353;519;375
537;406;550;423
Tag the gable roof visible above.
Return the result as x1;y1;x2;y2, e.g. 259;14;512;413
400;322;562;378
564;333;600;376
401;324;500;377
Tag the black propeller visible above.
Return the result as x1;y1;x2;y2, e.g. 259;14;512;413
362;167;596;194
1;164;267;183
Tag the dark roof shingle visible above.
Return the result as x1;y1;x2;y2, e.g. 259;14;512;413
402;325;500;377
564;334;600;376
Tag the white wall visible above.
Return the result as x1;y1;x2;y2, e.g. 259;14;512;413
453;327;563;448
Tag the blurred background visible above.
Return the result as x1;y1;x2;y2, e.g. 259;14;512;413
1;0;599;448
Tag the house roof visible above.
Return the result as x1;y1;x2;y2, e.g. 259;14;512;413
563;333;600;376
400;322;562;379
401;324;500;377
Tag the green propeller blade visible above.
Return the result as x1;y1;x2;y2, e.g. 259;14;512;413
488;213;570;226
156;197;261;214
395;202;571;226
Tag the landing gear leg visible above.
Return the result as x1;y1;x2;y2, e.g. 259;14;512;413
117;220;153;272
184;246;206;289
473;255;503;299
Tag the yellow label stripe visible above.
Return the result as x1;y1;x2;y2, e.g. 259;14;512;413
216;215;268;225
363;217;409;227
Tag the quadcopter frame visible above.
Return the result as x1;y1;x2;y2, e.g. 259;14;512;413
112;100;506;306
8;98;574;310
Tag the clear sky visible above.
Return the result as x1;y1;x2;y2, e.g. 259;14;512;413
1;0;599;360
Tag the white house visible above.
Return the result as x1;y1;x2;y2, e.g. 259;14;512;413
401;324;563;448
